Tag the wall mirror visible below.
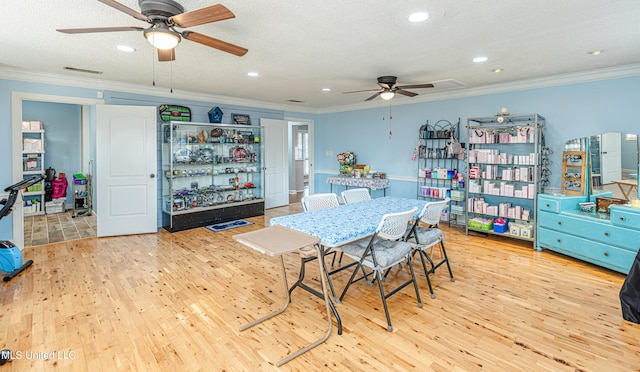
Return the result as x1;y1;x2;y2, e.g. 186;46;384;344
564;132;639;200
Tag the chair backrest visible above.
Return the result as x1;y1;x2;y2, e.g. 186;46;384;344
341;188;371;205
418;198;450;227
376;207;417;241
301;193;340;212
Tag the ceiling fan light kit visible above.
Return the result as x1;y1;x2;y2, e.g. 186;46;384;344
144;25;181;50
380;90;395;100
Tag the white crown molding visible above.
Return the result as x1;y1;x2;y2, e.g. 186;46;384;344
316;63;640;114
0;66;301;113
3;64;639;115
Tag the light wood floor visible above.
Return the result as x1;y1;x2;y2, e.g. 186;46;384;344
2;202;639;371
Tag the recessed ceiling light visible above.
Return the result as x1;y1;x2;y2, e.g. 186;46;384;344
321;88;331;92
492;68;503;73
473;56;488;63
588;50;603;55
116;45;136;52
247;72;259;77
408;12;430;23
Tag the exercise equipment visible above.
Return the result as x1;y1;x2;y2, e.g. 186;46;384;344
0;175;42;282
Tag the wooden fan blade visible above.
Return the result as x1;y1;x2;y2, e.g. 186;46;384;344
395;83;434;89
170;4;235;28
98;0;151;22
343;88;381;94
365;92;381;101
182;31;248;56
57;26;144;34
395;89;418;97
158;48;176;62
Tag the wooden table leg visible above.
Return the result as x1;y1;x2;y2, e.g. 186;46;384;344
617;183;632;200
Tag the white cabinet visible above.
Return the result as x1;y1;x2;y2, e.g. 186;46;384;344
21;121;45;216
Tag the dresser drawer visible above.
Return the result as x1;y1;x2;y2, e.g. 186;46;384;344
538;211;640;251
610;206;640;229
538;229;636;273
538;197;560;213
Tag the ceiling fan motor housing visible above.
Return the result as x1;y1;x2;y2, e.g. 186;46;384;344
377;76;398;88
139;0;184;19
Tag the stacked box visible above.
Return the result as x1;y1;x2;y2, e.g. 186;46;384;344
45;198;66;214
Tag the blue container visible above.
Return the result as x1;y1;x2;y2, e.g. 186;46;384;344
0;242;23;273
493;220;509;234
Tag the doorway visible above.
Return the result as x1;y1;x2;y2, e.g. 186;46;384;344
11;92;102;249
288;118;314;204
20;100;94;246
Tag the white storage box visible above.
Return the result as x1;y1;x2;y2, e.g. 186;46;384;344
45;198;66;214
23;138;43;152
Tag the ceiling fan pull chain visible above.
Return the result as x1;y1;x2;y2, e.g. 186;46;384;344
388;102;393;138
170;62;173;93
152;48;156;86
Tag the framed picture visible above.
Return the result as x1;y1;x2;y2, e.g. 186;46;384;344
231;113;251;125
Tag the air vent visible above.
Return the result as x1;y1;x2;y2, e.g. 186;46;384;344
430;79;469;90
286;99;305;103
63;66;103;75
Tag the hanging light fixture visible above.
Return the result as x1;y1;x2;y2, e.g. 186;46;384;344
380;89;395;100
144;24;181;50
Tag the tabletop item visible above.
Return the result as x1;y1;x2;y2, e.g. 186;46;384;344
337;151;356;174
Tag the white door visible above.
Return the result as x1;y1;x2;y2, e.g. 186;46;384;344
601;132;622;184
261;118;289;208
96;105;157;237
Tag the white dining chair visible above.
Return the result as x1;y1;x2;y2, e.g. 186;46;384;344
405;198;454;299
341;188;371;205
339;207;422;332
301;193;340;211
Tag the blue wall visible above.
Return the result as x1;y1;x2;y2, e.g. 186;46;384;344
2;75;639;240
312;77;640;197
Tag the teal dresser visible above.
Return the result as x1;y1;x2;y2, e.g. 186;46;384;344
537;193;640;274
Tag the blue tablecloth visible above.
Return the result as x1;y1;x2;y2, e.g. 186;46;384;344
270;196;427;247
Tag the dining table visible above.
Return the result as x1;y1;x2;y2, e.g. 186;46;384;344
270;196;427;298
243;196;427;364
270;196;427;247
326;175;391;196
612;179;638;201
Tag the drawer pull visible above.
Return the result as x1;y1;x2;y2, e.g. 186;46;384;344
557;238;562;243
557;221;562;225
604;232;610;237
546;203;550;207
619;216;626;222
604;252;609;257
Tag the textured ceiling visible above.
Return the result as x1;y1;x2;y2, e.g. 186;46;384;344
2;0;639;110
